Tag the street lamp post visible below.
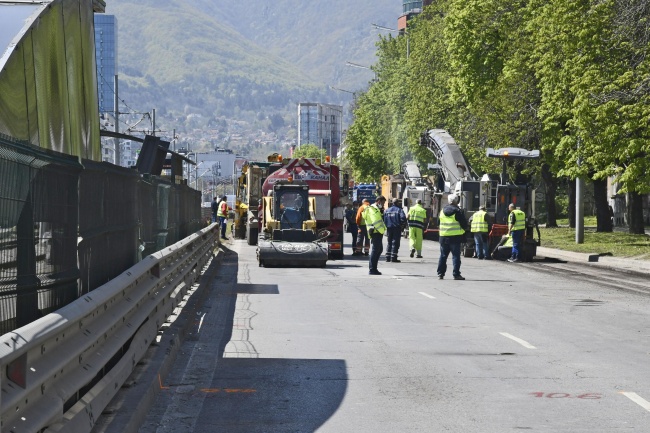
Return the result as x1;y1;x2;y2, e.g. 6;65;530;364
345;61;377;81
329;85;355;95
372;23;409;59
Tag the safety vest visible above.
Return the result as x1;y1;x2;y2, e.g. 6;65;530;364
408;204;427;230
510;209;526;231
217;201;228;218
363;205;387;235
471;210;488;233
504;235;513;247
439;210;464;236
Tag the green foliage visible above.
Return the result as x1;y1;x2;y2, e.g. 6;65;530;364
345;0;650;201
292;144;326;159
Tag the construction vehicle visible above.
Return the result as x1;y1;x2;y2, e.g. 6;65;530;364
233;160;273;245
420;129;541;260
261;156;345;260
352;183;377;204
381;161;439;239
257;180;329;267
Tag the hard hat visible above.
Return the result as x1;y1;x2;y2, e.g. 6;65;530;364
479;205;486;210
448;194;459;205
508;203;515;209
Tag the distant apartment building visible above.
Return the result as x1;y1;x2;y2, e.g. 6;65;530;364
94;14;117;113
398;0;433;31
297;103;343;158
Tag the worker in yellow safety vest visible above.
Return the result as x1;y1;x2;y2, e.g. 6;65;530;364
507;203;526;263
363;196;387;275
217;196;231;240
436;194;469;280
407;199;427;259
468;205;491;260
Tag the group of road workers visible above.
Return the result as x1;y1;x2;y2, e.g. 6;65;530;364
344;195;527;278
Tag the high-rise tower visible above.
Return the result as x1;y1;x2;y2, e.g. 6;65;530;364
398;0;433;31
94;14;117;114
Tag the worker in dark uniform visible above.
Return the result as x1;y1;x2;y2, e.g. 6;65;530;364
345;202;360;256
436;194;469;280
384;198;406;262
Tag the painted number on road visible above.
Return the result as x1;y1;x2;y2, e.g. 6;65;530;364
530;392;602;399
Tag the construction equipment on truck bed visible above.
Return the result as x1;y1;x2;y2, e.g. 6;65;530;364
261;156;345;260
420;129;541;260
233;160;273;245
381;161;439;239
257;180;329;267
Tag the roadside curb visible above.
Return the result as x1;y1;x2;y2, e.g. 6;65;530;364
536;246;650;278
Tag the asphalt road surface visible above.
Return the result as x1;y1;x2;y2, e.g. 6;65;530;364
138;234;650;432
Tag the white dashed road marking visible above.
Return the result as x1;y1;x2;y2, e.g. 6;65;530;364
418;292;436;299
499;332;537;349
621;392;650;412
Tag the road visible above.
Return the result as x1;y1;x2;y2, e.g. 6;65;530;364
136;235;650;432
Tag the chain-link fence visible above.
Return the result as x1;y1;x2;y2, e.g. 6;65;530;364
0;134;202;334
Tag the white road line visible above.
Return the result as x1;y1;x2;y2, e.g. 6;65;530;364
419;292;436;299
621;392;650;412
499;332;537;349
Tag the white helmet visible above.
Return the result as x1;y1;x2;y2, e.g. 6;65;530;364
448;194;459;205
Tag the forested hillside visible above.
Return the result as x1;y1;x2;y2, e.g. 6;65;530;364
105;0;400;122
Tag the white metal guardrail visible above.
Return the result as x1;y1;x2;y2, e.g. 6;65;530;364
0;224;219;433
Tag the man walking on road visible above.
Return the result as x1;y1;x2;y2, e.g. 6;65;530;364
217;196;230;240
437;194;468;280
345;202;360;256
363;196;387;275
356;199;371;256
407;199;427;258
210;196;218;223
507;203;526;262
384;198;406;262
468;204;491;259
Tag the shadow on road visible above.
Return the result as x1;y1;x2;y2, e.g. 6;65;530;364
205;246;348;433
197;358;348;432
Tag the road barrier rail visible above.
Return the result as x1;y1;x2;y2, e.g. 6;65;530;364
0;224;219;433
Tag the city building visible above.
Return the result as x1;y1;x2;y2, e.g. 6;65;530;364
297;103;343;158
398;0;433;31
94;14;118;114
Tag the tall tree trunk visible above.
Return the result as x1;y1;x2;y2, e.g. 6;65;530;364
541;163;558;227
627;191;646;234
593;178;612;232
567;178;576;228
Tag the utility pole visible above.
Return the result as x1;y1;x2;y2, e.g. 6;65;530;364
114;74;120;165
575;138;584;243
152;108;156;136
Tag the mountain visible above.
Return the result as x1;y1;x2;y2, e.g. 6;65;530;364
104;0;401;149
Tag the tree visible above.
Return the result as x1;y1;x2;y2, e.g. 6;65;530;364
292;143;327;159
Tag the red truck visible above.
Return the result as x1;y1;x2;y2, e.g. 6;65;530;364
261;156;345;260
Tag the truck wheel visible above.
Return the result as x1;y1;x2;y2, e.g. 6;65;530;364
247;226;258;246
